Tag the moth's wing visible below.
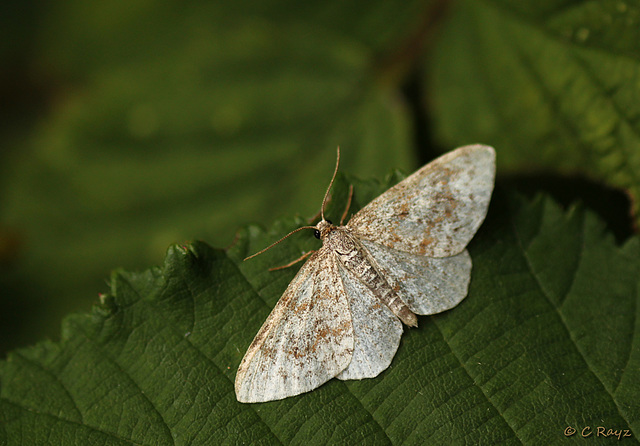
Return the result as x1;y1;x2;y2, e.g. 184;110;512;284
235;248;354;403
347;144;495;257
335;260;403;381
361;239;472;315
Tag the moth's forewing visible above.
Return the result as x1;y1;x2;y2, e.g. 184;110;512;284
235;248;354;403
335;261;403;380
347;145;496;258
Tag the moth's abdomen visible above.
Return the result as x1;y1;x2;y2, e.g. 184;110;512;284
378;285;417;327
332;230;417;327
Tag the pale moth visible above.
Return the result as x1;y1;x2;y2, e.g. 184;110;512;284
235;144;496;403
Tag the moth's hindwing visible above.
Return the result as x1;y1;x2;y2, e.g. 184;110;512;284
360;239;472;315
335;260;403;380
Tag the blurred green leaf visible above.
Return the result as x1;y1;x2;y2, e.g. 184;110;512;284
1;170;638;443
1;1;430;351
428;0;640;218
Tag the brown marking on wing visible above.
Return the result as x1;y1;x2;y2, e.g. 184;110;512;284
309;318;352;355
419;237;435;253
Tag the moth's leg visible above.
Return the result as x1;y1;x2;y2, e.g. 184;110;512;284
224;230;241;250
269;250;315;271
307;187;333;223
340;184;354;225
307;208;322;224
308;183;352;224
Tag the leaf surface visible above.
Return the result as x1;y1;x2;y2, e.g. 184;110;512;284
1;175;638;444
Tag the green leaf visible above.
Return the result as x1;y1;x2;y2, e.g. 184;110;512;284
428;0;640;219
1;173;638;444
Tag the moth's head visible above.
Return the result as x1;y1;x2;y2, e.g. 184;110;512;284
314;219;335;240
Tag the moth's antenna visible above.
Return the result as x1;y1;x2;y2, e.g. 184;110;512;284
245;147;340;262
321;146;340;221
244;226;317;261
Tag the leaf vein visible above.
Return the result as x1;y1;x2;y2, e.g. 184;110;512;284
13;351;84;423
510;205;633;431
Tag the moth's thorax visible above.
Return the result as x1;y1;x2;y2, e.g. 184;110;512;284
319;225;356;254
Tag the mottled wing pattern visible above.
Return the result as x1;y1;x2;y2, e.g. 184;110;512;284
335;261;403;380
360;239;472;315
347;145;495;257
235;248;354;403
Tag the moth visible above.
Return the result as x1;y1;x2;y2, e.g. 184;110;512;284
235;144;496;403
